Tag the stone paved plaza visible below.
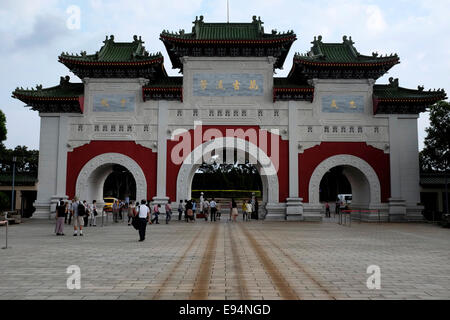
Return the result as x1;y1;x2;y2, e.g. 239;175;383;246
0;217;449;300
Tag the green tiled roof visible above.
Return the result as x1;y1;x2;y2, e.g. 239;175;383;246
12;76;84;100
59;35;163;63
373;78;446;101
294;35;399;65
160;15;295;41
0;173;37;186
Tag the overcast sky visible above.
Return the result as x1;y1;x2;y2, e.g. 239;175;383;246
1;0;449;150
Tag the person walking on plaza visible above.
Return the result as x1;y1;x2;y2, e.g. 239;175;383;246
67;199;74;225
245;200;252;222
185;200;194;222
83;200;90;227
325;202;331;218
165;200;172;224
55;198;66;236
135;200;150;242
203;198;210;221
151;203;160;224
210;198;217;222
192;200;197;220
231;198;238;222
89;200;98;226
335;198;340;215
112;200;119;222
128;202;135;226
72;197;85;236
178;200;184;221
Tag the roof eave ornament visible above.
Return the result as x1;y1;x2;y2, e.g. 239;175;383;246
389;77;399;88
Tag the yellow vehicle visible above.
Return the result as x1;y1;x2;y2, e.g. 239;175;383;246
103;197;118;212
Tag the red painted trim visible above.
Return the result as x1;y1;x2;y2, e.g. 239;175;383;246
298;142;390;203
66;141;157;200
166;126;289;202
78;96;84;113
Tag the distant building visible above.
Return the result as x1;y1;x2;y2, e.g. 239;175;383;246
12;16;446;221
0;173;37;217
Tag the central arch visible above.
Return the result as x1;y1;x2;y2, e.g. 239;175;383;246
176;137;279;205
75;153;147;204
308;154;381;207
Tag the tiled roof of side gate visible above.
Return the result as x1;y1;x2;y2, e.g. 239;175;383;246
294;35;399;65
12;76;84;113
372;78;446;114
59;35;163;64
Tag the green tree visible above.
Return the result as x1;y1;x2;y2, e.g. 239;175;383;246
0;109;6;149
420;101;450;172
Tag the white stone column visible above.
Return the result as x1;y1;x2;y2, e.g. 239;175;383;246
285;101;304;221
153;101;169;213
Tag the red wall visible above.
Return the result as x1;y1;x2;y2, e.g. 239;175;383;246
298;142;390;203
66;141;157;199
166;126;289;202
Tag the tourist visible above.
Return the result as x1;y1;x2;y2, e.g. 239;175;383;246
112;200;119;222
151;203;160;224
72;197;85;236
119;200;124;221
254;199;259;219
67;199;74;225
128;202;135;226
165;200;172;224
325;202;331;218
210;198;217;222
89;200;98;226
231;198;238;222
83;200;90;227
178;200;184;221
203;198;210;221
245;200;252;222
185;200;194;222
135;200;150;242
192;200;197;220
55;198;66;236
335;199;340;215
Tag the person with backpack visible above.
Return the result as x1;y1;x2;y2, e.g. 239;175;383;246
72;197;85;236
55;198;66;236
165;200;172;224
210;198;217;222
134;200;150;242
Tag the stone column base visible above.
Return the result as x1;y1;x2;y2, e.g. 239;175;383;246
286;198;303;221
388;198;407;221
302;203;323;222
32;200;51;219
406;204;425;222
264;203;286;221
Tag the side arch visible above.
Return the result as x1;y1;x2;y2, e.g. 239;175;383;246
75;153;147;203
308;154;381;205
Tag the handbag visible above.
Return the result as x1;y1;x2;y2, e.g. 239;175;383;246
131;206;140;230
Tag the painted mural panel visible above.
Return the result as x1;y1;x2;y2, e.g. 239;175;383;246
321;95;364;113
193;73;264;96
92;93;135;112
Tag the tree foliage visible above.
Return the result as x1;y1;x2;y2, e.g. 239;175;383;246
0;145;39;174
420;100;450;173
0;109;6;146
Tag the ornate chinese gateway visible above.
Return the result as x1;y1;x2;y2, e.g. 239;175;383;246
13;16;446;221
